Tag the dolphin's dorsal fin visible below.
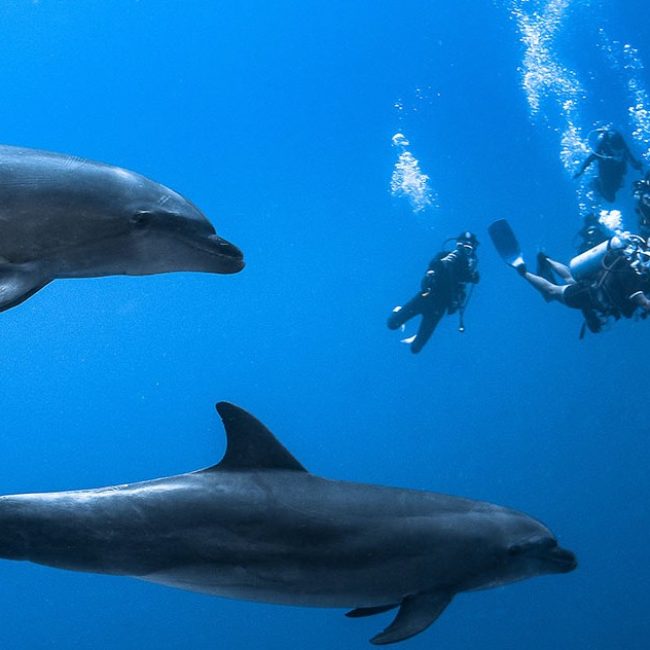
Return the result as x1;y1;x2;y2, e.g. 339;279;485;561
211;402;307;472
370;592;453;645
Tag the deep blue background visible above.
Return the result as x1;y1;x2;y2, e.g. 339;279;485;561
0;1;648;648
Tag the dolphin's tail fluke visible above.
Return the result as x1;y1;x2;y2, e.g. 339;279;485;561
0;262;51;312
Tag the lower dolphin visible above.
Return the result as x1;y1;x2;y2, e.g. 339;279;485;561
0;402;576;644
0;145;244;312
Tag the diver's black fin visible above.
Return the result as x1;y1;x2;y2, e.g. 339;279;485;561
211;402;307;472
346;605;398;618
488;219;525;269
370;592;453;645
0;262;51;312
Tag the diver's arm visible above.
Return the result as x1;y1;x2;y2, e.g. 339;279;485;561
573;154;596;179
446;251;479;284
630;291;650;311
420;269;437;292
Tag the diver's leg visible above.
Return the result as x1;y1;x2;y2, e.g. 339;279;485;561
597;175;617;203
387;294;423;330
543;256;575;283
521;271;565;302
410;307;444;354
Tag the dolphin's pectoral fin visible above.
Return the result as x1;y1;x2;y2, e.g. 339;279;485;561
0;262;50;312
370;592;453;645
346;604;398;618
209;402;308;472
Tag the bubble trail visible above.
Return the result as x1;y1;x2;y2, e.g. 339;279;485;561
598;29;650;163
507;0;597;214
390;132;436;214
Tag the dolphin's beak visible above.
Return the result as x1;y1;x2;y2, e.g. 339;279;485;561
548;546;577;573
206;234;245;273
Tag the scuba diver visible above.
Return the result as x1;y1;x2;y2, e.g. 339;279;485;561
573;127;642;202
489;219;650;336
633;170;650;237
387;232;480;353
575;213;609;254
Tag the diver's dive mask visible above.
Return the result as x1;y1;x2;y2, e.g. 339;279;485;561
456;231;479;257
457;241;476;255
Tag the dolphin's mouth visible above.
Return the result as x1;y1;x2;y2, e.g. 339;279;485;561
194;234;245;274
548;546;577;573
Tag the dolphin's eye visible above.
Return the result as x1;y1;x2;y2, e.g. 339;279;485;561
131;211;154;228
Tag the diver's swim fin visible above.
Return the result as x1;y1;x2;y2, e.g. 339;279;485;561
488;219;525;271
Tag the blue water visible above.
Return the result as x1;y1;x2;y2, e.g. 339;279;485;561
0;0;648;648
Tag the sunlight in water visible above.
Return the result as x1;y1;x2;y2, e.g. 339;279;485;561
390;132;436;214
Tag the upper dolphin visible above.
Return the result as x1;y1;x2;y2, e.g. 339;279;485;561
0;402;576;645
0;144;244;312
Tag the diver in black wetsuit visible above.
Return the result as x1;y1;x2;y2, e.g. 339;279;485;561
387;232;480;353
573;128;642;202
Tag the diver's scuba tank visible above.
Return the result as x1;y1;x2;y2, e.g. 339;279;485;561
569;235;626;280
569;232;649;280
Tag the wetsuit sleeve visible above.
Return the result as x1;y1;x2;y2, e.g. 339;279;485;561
630;291;650;311
623;267;650;306
445;252;479;283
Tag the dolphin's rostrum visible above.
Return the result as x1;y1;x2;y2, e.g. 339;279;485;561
0;144;244;312
0;403;576;644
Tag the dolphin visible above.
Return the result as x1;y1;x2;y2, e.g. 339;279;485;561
0;402;576;645
0;144;244;312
